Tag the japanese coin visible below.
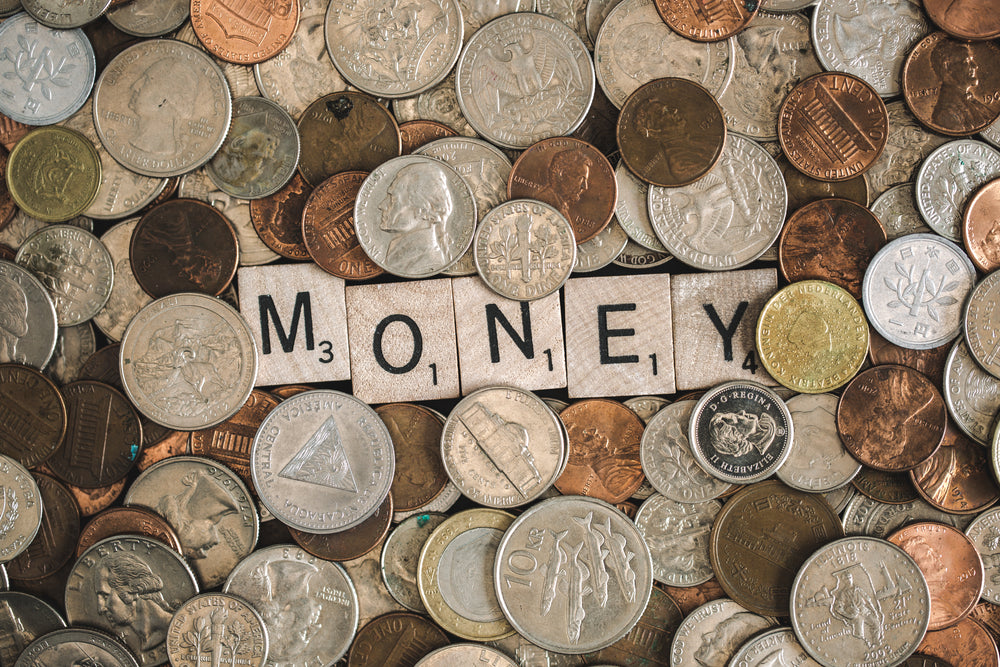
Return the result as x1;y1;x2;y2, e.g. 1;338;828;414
7;127;101;223
0;260;57;369
165;592;268;667
14;628;138;667
778;393;861;492
0;454;42;563
0;363;66;469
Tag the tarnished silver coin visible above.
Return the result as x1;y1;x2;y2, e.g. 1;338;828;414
593;0;733;108
461;0;534;41
634;494;718;587
867;102;949;200
441;386;565;508
392;71;478;138
325;0;463;98
456;12;595;149
777;393;861;493
916;139;1000;242
841;493;973;538
730;627;823;667
0;454;42;564
862;234;976;350
474;199;576;300
224;544;359;667
14;628;138;667
107;0;188;36
494;495;653;654
613;239;672;268
811;0;927;98
166;593;268;667
944;338;1000;445
15;225;113;327
354;154;476;279
0;13;95;126
615;160;665;253
689;381;794;485
870;183;932;240
416;644;519;667
341;544;408;631
125;456;258;589
0;591;65;662
93;39;232;178
965;507;1000;606
93;219;153;342
640;400;732;503
380;511;449;613
119;293;258;431
65;535;199;667
671;598;777;667
790;536;930;667
0;260;57;369
648;134;786;271
574;217;629;273
45;322;96;386
965;271;1000;380
251;389;394;534
538;0;591;48
586;0;624;43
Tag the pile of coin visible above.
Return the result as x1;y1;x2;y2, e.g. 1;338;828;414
2;0;1000;665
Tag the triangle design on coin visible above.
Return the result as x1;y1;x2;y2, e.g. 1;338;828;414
279;416;359;492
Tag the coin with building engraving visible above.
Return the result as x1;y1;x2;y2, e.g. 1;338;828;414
654;0;757;41
302;170;384;280
0;364;65;469
191;0;297;65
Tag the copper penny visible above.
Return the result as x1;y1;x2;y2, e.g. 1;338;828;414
888;521;984;631
911;420;1000;514
0;148;16;230
140;175;180;213
347;611;450;667
653;0;758;42
0;244;14;260
658;579;726;616
301;170;384;280
905;656;956;667
6;472;79;581
554;398;645;503
924;0;1000;41
852;466;919;504
572;85;619;158
76;506;182;558
399;120;458;155
135;429;190;472
62;477;125;517
777;154;869;214
869;329;949;389
589;587;682;667
779;198;886;299
837;365;947;472
270;384;314;399
616;500;639;520
191;0;298;64
249;173;313;261
296;91;401;187
963;178;1000;273
903;33;1000;137
779;72;888;182
191;389;280;493
0;363;66;468
709;480;844;616
0;112;29;152
130;198;239;298
290;492;393;561
617;77;726;188
508;137;617;244
375;403;447;512
79;344;122;388
972;602;1000;648
45;380;142;488
918;616;999;667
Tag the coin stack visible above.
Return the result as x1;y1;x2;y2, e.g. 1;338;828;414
1;0;1000;665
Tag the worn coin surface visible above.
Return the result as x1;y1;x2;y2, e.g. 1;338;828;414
7;127;101;223
249;174;313;261
842;494;973;538
14;628;138;667
852;467;919;505
965;271;1000;381
945;338;1000;445
302;170;383;280
778;393;861;492
0;364;65;469
399;120;458;154
635;494;718;587
106;0;188;36
166;592;268;667
871;183;932;241
614;161;665;253
348;611;450;667
916;139;1000;242
868;102;950;199
76;506;182;558
381;512;449;613
6;472;78;581
0;454;41;564
0;591;65;661
392;71;477;138
670;598;776;667
0;260;57;369
924;0;1000;40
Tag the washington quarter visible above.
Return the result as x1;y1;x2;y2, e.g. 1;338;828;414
0;260;57;370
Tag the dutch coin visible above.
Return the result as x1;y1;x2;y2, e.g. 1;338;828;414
291;493;393;562
106;0;188;36
250;389;395;534
249;174;312;261
494;496;653;653
614;161;665;253
7;127;100;223
0;591;65;662
0;260;57;369
119;293;258;431
166;592;268;667
945;338;1000;445
965;271;1000;379
841;494;973;538
916;617;1000;667
912;420;1000;514
966;508;1000;606
348;611;450;667
14;628;138;667
415;644;518;667
670;598;776;667
634;494;718;587
456;12;595;149
301;171;384;280
963;178;1000;273
0;363;66;469
6;472;78;582
778;393;862;492
0;454;42;564
729;627;822;667
871;183;933;240
654;0;757;41
924;0;1000;40
380;512;449;613
191;0;297;65
76;506;182;557
375;404;447;512
392;71;477;138
868;101;950;199
915;139;1000;242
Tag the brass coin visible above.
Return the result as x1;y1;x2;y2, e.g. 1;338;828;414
0;363;66;469
757;280;869;393
6;126;101;222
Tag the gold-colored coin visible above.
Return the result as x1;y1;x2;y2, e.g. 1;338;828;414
417;508;516;641
6;126;101;222
756;279;869;393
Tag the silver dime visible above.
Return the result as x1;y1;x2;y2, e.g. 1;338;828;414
392;70;478;138
441;386;565;508
355;154;476;279
0;260;57;370
594;0;733;108
648;134;786;271
380;512;449;613
93;39;232;178
166;593;268;667
965;507;1000;606
0;13;95;126
14;628;138;667
0;211;92;250
615;160;666;253
811;0;927;98
45;322;96;386
0;454;42;564
493;495;653;654
0;591;65;661
416;644;518;667
613;239;671;268
689;381;794;485
862;233;976;350
640;399;732;503
21;0;111;28
870;183;932;240
944;338;1000;445
107;0;188;36
965;271;1000;379
867;102;949;200
224;544;359;667
251;389;394;534
916;139;1000;242
984;116;1000;149
634;494;718;587
93;219;153;342
841;494;973;538
65;535;199;667
125;456;258;589
456;12;595;149
574;217;629;273
730;627;822;667
474;199;577;300
119;293;258;431
777;393;861;493
671;598;776;667
790;536;930;667
15;225;113;327
325;0;463;98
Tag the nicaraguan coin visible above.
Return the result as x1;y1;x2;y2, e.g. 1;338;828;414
966;507;1000;606
871;183;932;240
964;271;1000;379
654;0;757;41
791;536;930;667
119;293;258;431
688;381;793;485
251;389;394;533
730;627;822;667
634;494;718;587
456;12;595;149
380;512;449;613
945;338;1000;445
670;598;776;667
166;593;268;667
93;219;152;342
916;139;1000;242
0;260;57;369
14;628;138;667
862;233;976;350
494;495;653;653
0;454;42;564
868;101;949;199
777;393;861;492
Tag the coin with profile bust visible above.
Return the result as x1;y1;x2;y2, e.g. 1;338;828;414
14;628;138;667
